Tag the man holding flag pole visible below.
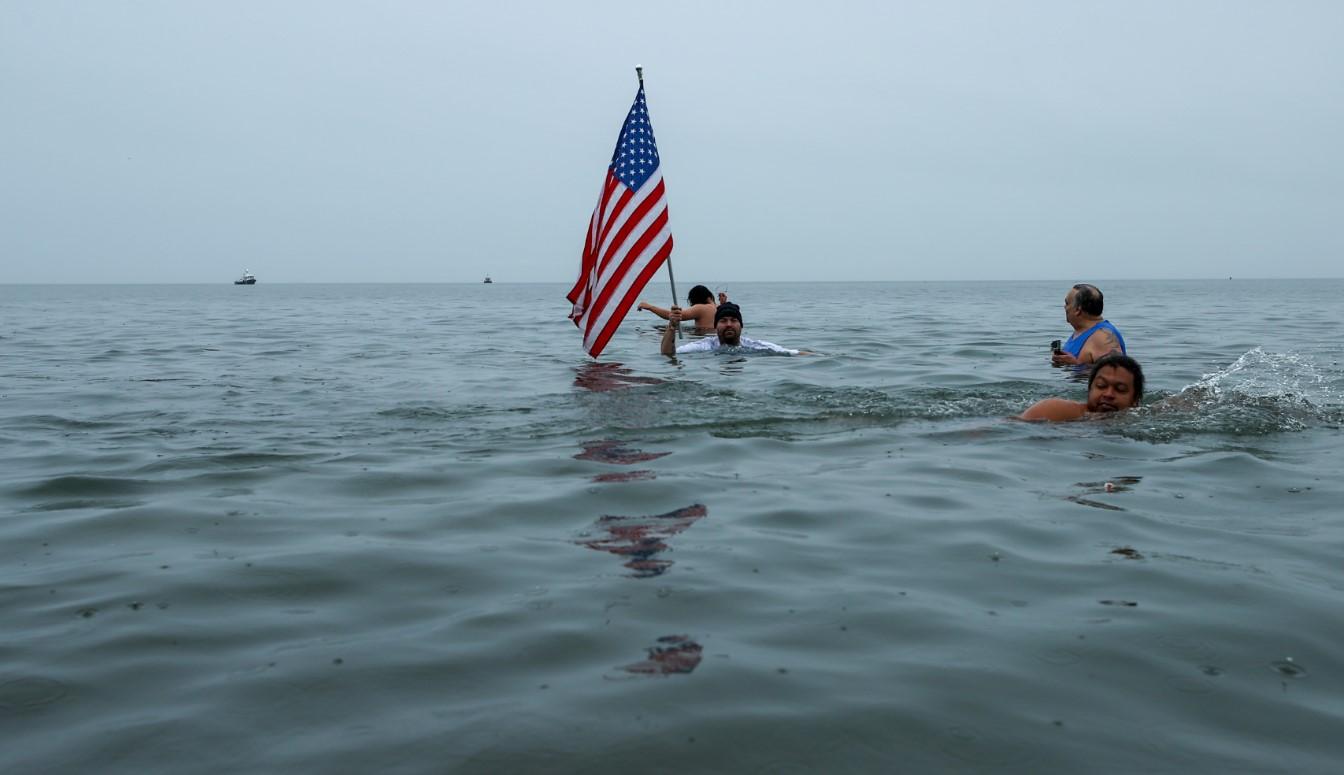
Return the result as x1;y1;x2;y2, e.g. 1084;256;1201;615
566;66;679;359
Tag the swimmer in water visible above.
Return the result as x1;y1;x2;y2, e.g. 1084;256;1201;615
638;285;718;332
1053;283;1127;366
660;302;806;356
1021;353;1144;421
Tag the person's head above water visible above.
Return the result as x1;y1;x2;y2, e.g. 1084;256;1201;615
687;285;714;306
1086;353;1144;412
1068;283;1104;318
714;302;743;345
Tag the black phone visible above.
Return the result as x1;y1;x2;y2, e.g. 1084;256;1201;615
1050;339;1062;353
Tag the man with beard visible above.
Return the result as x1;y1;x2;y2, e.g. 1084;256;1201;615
660;302;802;356
1020;353;1145;421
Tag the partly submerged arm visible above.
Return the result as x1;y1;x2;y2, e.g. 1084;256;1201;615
1051;326;1122;366
660;306;685;356
1018;398;1087;422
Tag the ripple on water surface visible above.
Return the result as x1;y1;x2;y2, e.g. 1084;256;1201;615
3;283;1344;772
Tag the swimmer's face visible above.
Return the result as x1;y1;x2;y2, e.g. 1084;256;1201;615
715;314;742;346
1087;365;1138;413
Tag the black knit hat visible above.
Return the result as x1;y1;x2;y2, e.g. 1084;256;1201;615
715;302;742;325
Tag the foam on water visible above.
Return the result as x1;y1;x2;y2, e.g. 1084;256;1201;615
1191;347;1340;406
1116;348;1344;442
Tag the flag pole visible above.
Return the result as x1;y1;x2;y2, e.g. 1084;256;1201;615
638;64;680;339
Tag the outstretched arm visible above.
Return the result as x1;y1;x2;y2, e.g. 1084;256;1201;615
646;301;720;328
639;301;673;321
660;306;683;356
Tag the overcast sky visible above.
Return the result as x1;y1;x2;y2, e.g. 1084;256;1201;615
3;1;1341;283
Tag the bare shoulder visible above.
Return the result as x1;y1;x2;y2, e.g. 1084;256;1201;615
1083;328;1119;360
686;302;716;321
1018;398;1087;422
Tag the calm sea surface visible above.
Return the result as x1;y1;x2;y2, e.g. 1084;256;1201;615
2;280;1342;773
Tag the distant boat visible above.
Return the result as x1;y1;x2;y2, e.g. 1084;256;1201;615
483;275;493;284
234;270;256;285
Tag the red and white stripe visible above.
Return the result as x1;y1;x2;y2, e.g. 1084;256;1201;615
567;166;673;358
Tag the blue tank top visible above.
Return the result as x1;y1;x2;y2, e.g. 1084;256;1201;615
1063;320;1126;358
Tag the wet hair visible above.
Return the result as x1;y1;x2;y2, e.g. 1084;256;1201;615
687;285;713;305
715;302;742;326
1071;284;1104;316
1088;353;1144;403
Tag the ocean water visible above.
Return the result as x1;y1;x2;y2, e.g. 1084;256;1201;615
2;280;1342;773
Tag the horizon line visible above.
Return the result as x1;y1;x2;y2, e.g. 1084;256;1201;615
2;276;1339;286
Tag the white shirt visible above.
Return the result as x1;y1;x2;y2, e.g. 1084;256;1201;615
675;335;799;356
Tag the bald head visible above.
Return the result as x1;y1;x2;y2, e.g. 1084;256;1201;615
1070;284;1104;316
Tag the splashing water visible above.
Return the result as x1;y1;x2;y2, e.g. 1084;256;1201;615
1123;349;1344;441
1188;348;1338;405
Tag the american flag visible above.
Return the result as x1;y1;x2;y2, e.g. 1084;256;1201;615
566;82;674;358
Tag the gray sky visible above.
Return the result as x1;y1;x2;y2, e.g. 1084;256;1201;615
3;0;1341;283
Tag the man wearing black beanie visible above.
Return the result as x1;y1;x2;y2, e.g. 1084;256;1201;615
660;301;802;356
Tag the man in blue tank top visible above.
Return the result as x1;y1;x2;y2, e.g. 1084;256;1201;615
1052;283;1126;366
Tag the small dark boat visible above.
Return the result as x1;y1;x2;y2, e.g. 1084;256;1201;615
234;270;256;285
483;275;493;284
